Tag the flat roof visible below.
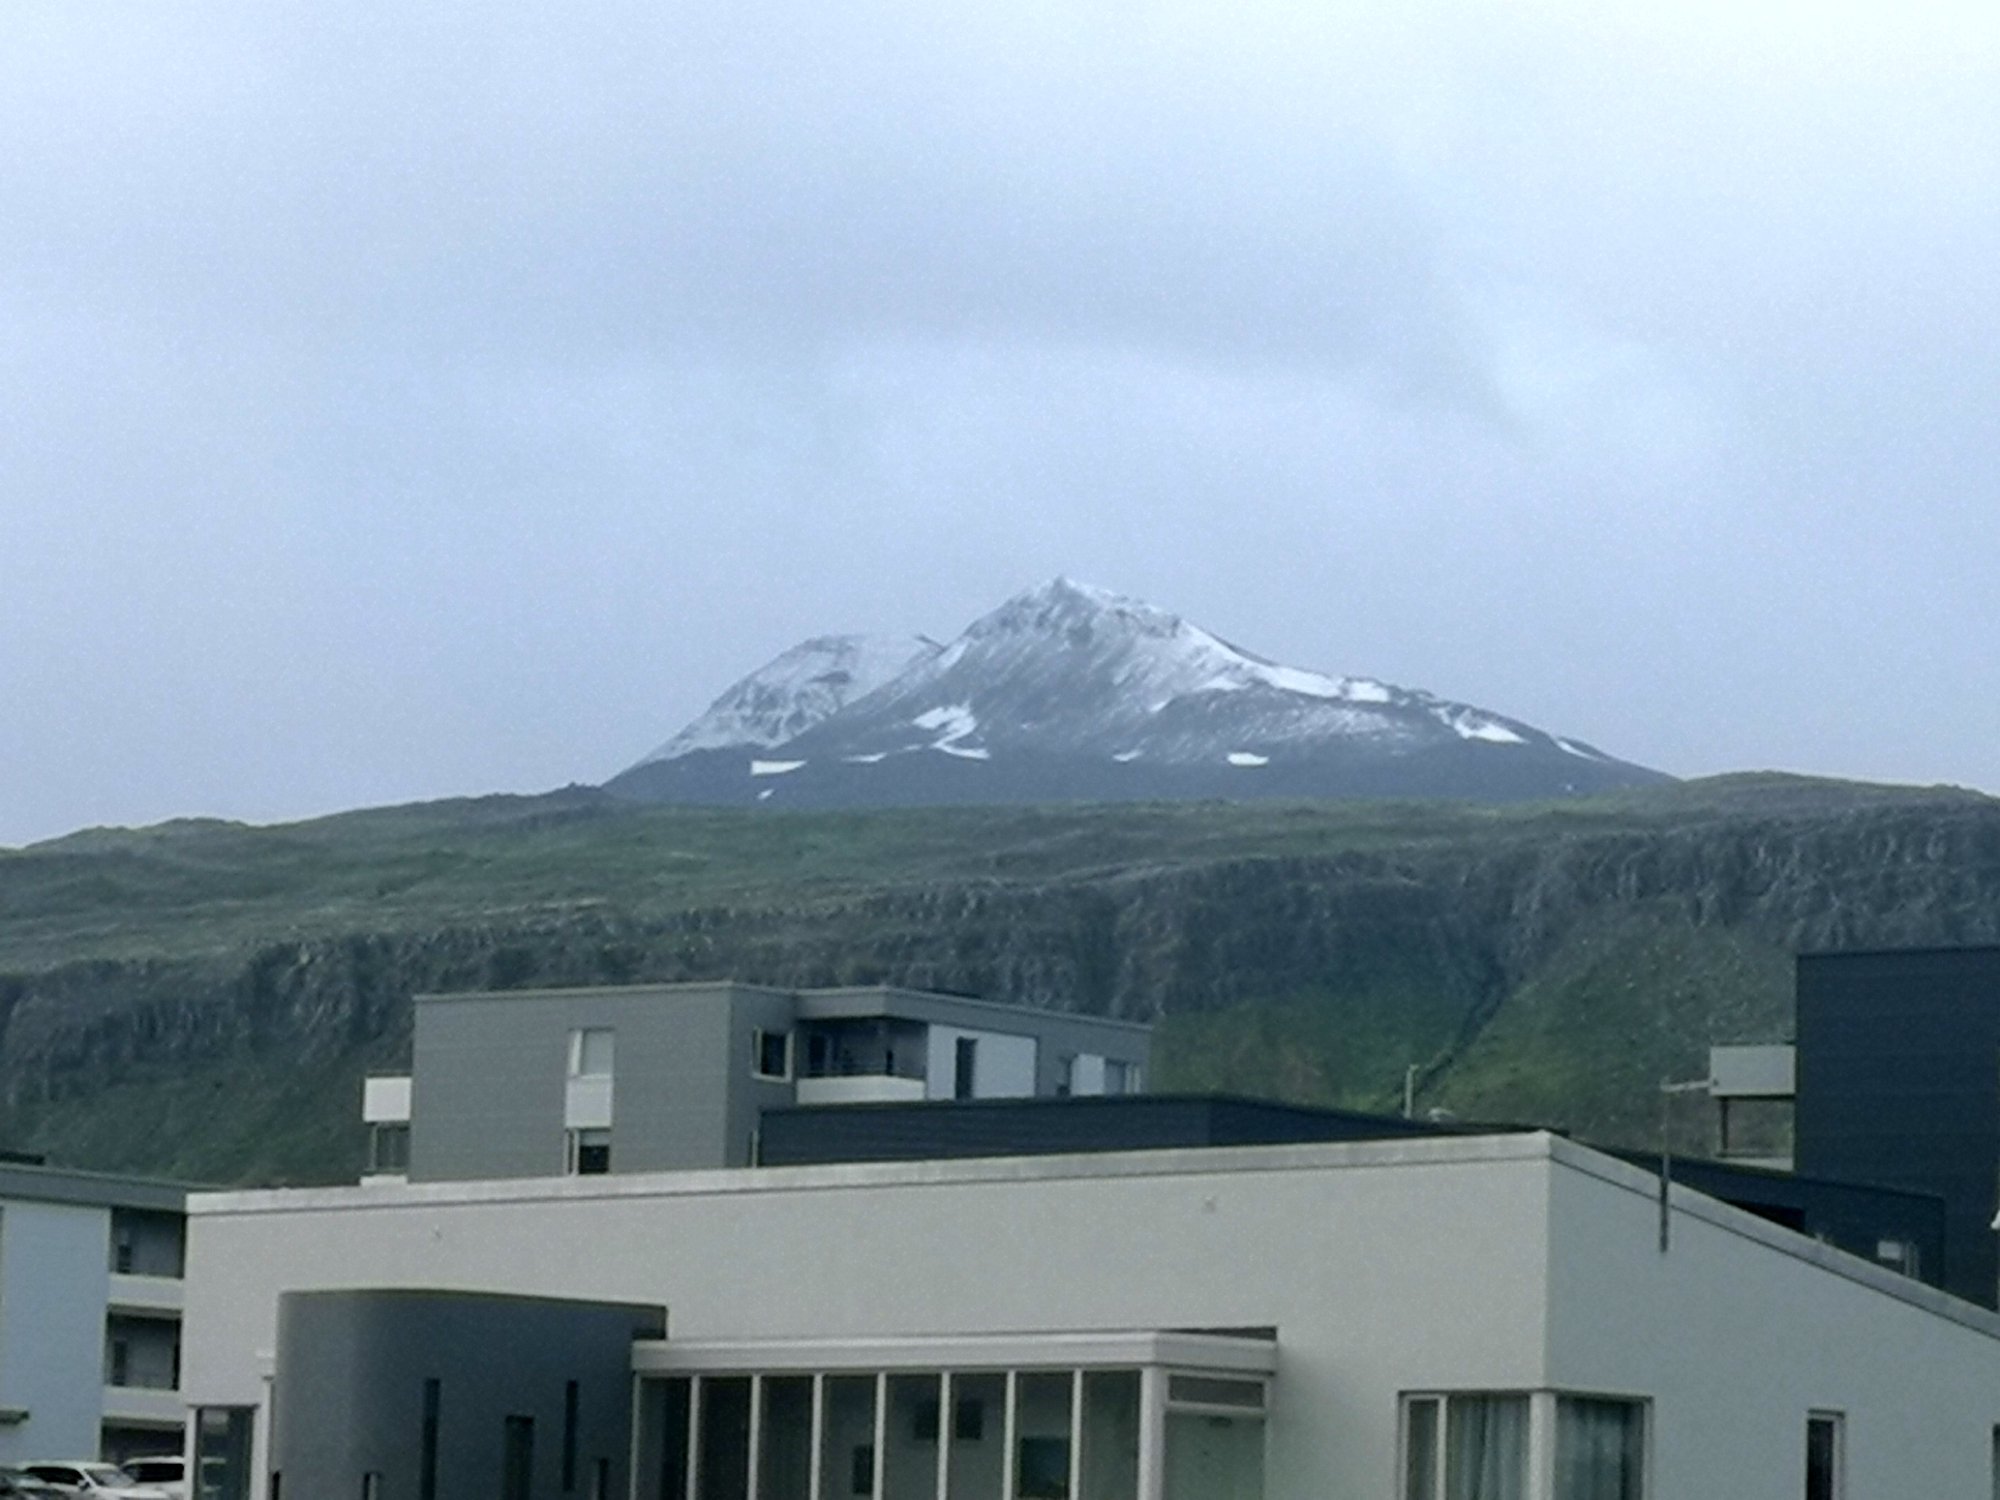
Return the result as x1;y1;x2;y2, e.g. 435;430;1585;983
184;1132;2000;1342
0;1160;193;1213
413;979;1151;1034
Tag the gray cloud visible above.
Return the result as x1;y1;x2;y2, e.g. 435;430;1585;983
5;2;2000;843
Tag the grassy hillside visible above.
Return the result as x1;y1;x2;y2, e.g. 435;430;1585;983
2;774;1996;1184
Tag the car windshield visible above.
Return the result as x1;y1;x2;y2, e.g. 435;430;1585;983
127;1462;180;1479
84;1467;138;1486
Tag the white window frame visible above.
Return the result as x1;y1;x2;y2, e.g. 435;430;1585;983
568;1027;615;1078
565;1126;612;1176
1806;1410;1844;1500
752;1028;794;1082
1402;1389;1651;1500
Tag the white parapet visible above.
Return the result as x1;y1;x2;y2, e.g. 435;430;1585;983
795;1075;928;1106
361;1075;413;1124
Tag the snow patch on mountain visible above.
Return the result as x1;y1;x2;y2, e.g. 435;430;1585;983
633;634;942;767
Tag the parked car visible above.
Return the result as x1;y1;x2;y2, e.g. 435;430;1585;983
16;1465;168;1500
0;1468;63;1497
110;1462;183;1500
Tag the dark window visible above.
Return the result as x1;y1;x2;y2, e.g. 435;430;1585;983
369;1123;411;1174
699;1378;752;1500
503;1415;536;1500
568;1129;611;1176
563;1381;580;1492
108;1339;130;1386
807;1032;832;1077
755;1030;792;1080
270;1474;281;1500
954;1399;985;1442
849;1446;874;1496
420;1378;441;1500
954;1038;978;1100
1806;1414;1841;1500
114;1229;134;1275
1017;1436;1070;1499
914;1399;941;1442
591;1459;609;1500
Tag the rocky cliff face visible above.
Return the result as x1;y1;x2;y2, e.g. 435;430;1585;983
5;785;1998;1184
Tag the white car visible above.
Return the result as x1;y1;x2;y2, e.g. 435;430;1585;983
109;1462;183;1500
17;1465;169;1500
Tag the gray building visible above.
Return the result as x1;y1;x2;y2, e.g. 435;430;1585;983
363;982;1151;1182
0;1161;188;1465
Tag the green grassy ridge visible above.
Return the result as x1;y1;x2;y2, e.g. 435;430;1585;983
1;773;1994;1184
3;774;1972;970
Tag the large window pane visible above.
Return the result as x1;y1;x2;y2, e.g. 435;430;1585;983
698;1377;752;1500
1445;1396;1527;1500
1079;1372;1139;1500
1162;1412;1264;1500
821;1376;879;1500
1404;1398;1440;1500
1555;1398;1644;1500
194;1407;254;1500
1806;1413;1843;1500
948;1374;1007;1500
1015;1374;1074;1500
884;1375;942;1500
760;1377;814;1500
634;1379;692;1500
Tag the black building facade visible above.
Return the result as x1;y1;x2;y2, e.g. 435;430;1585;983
1796;945;2000;1308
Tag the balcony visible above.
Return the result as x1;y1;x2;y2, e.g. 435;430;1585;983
102;1384;184;1428
795;1075;928;1106
107;1274;184;1317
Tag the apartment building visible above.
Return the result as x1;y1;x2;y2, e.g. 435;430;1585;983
0;1161;186;1465
363;981;1151;1181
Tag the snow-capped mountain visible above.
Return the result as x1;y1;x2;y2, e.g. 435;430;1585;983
633;634;942;763
609;579;1666;808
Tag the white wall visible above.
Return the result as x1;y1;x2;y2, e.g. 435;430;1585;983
180;1134;2000;1499
186;1137;1555;1500
923;1027;1037;1101
1545;1154;2000;1498
0;1199;112;1462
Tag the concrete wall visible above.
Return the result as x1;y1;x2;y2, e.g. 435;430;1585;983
1546;1152;2000;1498
0;1199;110;1463
183;1134;2000;1499
413;984;785;1179
923;1026;1037;1101
187;1137;1555;1499
269;1289;663;1500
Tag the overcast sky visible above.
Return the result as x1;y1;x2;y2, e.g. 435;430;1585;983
4;3;1998;846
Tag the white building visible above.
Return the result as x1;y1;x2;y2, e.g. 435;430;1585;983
180;1130;2000;1499
0;1162;186;1465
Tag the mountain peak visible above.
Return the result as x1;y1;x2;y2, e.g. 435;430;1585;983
610;580;1667;806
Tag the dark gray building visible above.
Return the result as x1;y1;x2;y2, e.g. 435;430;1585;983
364;982;1151;1182
1793;945;2000;1308
266;1290;664;1500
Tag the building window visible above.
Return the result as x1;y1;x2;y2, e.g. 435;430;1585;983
1556;1396;1645;1500
1806;1412;1843;1500
569;1028;615;1077
954;1037;978;1100
1104;1059;1134;1095
420;1378;441;1500
566;1128;611;1175
195;1407;256;1500
502;1416;536;1500
754;1028;793;1081
107;1339;130;1387
367;1122;411;1174
112;1225;135;1275
1402;1394;1529;1500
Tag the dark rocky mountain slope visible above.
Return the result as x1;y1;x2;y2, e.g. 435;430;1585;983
2;776;1996;1185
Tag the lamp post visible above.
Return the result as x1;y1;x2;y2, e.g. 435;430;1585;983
1658;1077;1713;1253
